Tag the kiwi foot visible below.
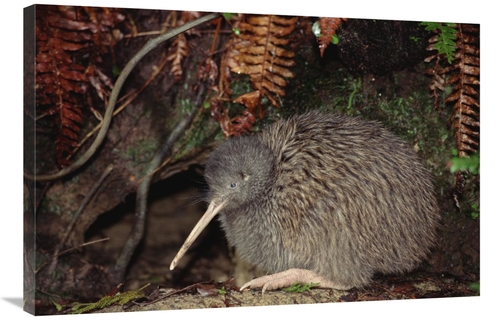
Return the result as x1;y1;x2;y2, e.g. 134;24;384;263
240;268;349;293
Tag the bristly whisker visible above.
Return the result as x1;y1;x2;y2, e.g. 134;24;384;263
176;184;210;209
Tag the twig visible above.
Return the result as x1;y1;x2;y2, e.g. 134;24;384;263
24;12;221;182
47;164;114;274
113;61;210;280
57;238;111;257
69;54;171;159
36;238;110;274
138;281;215;306
135;102;206;186
123;30;163;38
112;113;194;279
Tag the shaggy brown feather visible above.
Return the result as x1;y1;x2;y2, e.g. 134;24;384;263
175;111;439;290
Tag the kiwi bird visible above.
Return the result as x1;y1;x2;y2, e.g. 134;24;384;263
170;111;439;292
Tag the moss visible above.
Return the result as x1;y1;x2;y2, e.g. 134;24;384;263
68;284;149;314
282;282;319;293
175;111;220;160
179;98;195;114
125;138;159;165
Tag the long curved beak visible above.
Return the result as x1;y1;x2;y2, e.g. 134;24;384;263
170;200;227;270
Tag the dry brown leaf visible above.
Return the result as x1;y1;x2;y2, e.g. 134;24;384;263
233;90;262;117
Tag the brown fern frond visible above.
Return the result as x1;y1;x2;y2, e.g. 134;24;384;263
35;5;124;167
81;6;126;54
36;6;89;167
164;11;203;83
424;37;448;110
211;14;297;137
444;24;480;158
424;23;480;156
424;23;480;200
55;102;84;166
316;17;347;57
166;33;190;82
225;14;298;112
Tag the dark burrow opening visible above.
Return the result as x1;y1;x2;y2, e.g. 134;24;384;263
84;165;234;292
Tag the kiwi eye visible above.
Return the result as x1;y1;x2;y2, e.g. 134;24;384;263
229;182;237;189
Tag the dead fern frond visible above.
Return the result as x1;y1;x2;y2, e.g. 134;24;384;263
423;22;480;201
165;11;202;83
444;24;480;158
424;23;479;156
225;14;298;111
314;17;347;57
35;5;124;167
166;33;190;82
213;14;297;137
36;6;89;167
424;52;447;110
423;22;459;111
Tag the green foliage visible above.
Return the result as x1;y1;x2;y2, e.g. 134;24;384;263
311;21;340;45
282;282;319;293
449;150;479;219
125;138;158;164
420;22;457;64
331;34;340;45
312;21;321;37
51;299;63;312
68;285;148;314
112;65;121;78
217;288;227;295
469;282;480;293
222;13;240;35
347;78;361;109
470;203;479;220
450;151;479;175
409;36;420;42
222;13;234;21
